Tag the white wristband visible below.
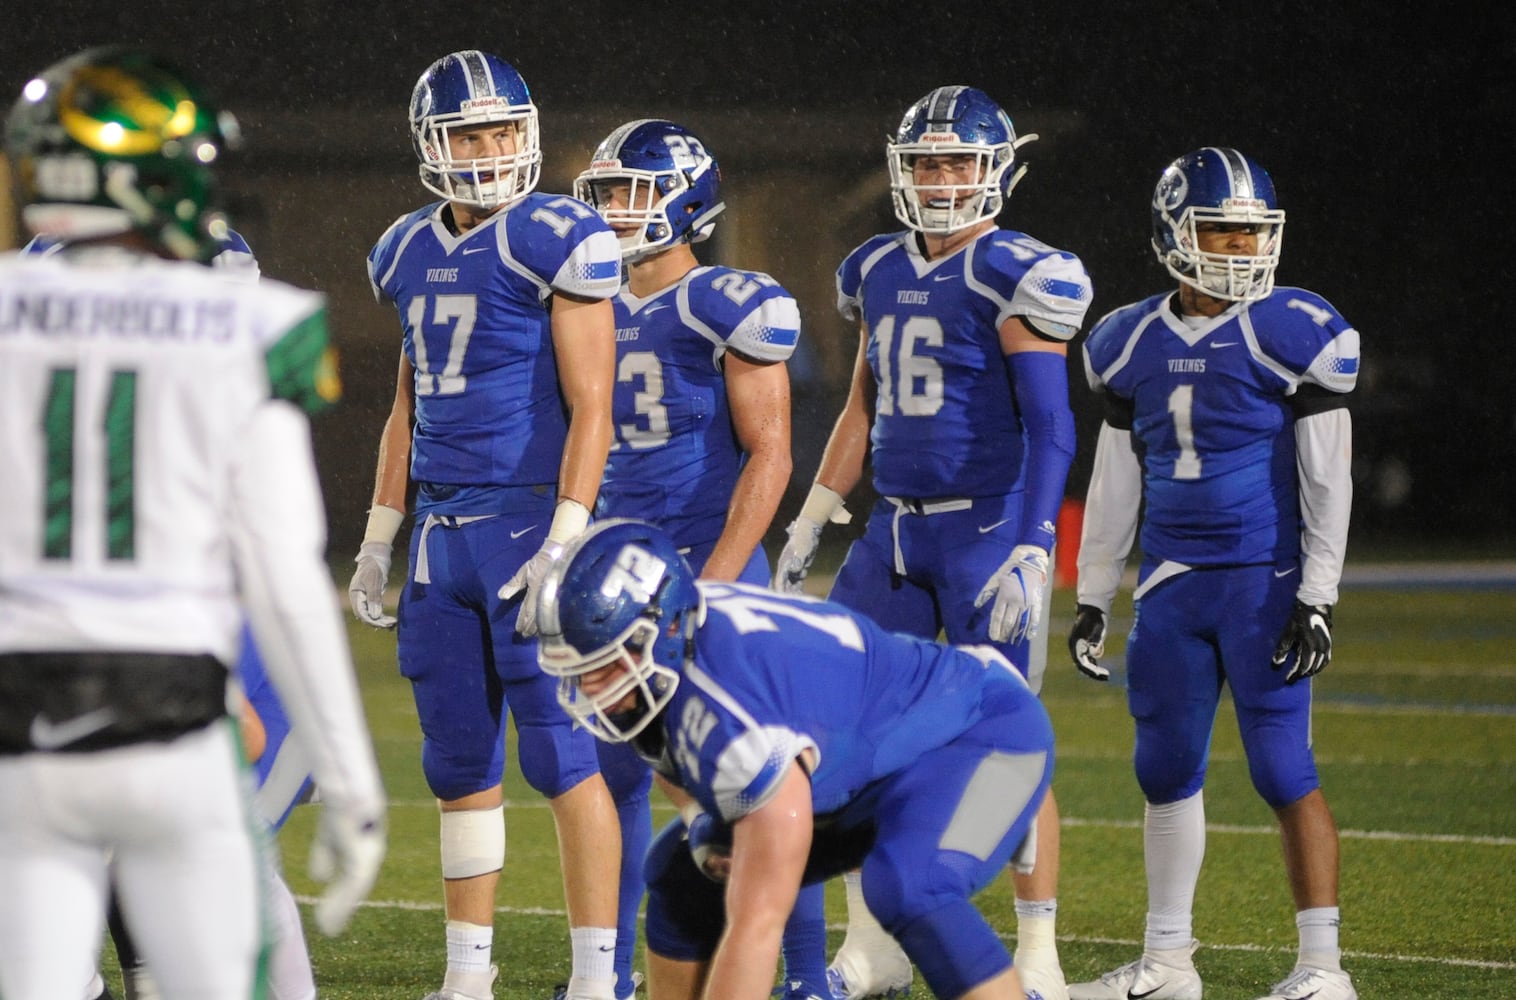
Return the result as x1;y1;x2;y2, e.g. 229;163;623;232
799;483;852;526
362;504;405;547
679;801;705;828
547;499;592;545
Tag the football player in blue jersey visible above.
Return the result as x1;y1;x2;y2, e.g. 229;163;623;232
1067;148;1358;1000
347;51;623;1000
537;519;1055;1000
572;119;828;999
774;85;1091;1000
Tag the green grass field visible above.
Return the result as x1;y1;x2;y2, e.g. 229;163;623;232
117;578;1516;998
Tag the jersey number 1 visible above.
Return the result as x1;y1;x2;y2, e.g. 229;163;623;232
40;367;137;561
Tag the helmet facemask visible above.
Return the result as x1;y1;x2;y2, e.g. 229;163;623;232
576;167;690;262
1160;200;1285;302
541;615;682;743
889;136;1033;235
415;107;541;211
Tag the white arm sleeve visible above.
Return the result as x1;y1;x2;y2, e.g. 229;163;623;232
1295;407;1353;606
228;400;385;814
1075;421;1143;615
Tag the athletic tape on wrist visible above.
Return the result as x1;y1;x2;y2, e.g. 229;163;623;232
799;483;852;526
548;499;591;545
362;504;405;547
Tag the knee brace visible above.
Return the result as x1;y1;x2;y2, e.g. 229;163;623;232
440;805;505;880
893;898;1010;1000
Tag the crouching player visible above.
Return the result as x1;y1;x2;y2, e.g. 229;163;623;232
537;520;1054;1000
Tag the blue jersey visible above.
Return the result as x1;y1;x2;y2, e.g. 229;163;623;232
836;228;1091;499
599;266;799;547
653;582;1038;822
1082;287;1359;566
368;195;620;512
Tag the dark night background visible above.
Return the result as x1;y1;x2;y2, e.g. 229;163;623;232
5;2;1513;560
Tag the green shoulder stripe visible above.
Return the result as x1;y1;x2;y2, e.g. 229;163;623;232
264;308;342;415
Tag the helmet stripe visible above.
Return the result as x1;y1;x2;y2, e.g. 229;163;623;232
1211;146;1253;200
927;85;968;126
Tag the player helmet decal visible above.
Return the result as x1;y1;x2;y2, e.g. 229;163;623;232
1151;147;1286;302
410;50;541;210
888;85;1035;235
573;118;725;263
537;519;703;743
5;46;240;262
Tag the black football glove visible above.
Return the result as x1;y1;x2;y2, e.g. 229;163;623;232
1271;600;1333;683
1068;603;1110;681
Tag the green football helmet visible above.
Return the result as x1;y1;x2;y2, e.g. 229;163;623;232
5;46;240;261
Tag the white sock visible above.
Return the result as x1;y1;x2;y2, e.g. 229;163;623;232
1296;907;1343;971
570;925;617;990
1013;898;1058;957
842;871;893;946
446;920;494;974
1143;791;1204;954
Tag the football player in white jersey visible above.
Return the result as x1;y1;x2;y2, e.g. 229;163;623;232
0;47;386;1000
1068;148;1358;1000
348;50;622;1000
775;86;1091;1000
574;119;827;999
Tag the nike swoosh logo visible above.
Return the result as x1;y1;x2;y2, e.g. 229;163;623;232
933;273;957;282
462;245;492;255
642;303;668;316
1274;566;1298;578
1210;340;1238;348
978;518;1011;534
510;525;538;540
1127;986;1169;1000
30;707;117;750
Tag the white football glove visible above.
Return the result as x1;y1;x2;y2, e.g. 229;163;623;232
1068;603;1110;681
773;484;851;594
974;544;1050;644
348;541;397;629
308;804;386;937
497;540;564;637
685;808;734;883
773;517;823;594
497;499;590;637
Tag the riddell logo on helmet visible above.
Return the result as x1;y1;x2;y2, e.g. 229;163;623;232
919;132;961;143
1221;197;1268;213
589;159;622;170
460;96;513;113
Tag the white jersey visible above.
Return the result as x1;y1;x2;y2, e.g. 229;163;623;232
0;252;332;662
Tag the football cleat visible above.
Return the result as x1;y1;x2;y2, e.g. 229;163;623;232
423;964;498;1000
1257;965;1356;1000
1067;942;1202;1000
1016;949;1069;1000
772;978;831;1000
826;942;913;999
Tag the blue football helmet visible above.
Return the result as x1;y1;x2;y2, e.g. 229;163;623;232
888;85;1035;235
409;50;540;210
1152;147;1286;302
537;519;703;743
573;119;724;262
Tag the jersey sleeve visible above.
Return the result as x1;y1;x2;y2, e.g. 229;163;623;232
974;235;1093;342
508;195;621;301
366;211;421;304
1251;289;1359;396
252;282;342;415
834;235;893;322
684;267;800;364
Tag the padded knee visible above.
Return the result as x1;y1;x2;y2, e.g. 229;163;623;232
1134;721;1207;805
440;806;504;880
892;898;1010;1000
1243;726;1321;809
643;819;725;961
517;721;598;798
